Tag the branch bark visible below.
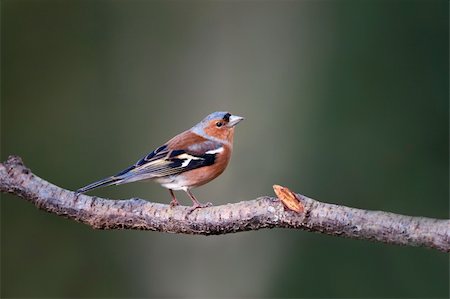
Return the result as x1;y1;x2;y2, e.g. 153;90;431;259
1;155;449;252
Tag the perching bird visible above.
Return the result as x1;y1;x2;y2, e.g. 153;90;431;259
77;111;244;209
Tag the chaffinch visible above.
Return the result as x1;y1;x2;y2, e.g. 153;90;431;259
77;111;244;209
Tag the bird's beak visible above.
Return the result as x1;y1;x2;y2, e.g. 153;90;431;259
227;115;244;127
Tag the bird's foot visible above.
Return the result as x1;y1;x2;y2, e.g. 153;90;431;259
169;199;180;207
187;202;212;213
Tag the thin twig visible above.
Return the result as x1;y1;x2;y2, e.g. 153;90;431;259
1;155;448;252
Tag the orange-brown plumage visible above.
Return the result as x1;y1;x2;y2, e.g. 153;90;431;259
203;120;236;144
165;130;210;151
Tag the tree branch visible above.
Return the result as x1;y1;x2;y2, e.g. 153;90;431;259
1;155;448;252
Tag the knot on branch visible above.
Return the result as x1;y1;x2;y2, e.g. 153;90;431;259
4;155;25;168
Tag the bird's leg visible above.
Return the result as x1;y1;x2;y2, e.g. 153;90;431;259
168;189;179;207
185;189;212;211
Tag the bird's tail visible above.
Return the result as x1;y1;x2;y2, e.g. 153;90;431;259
76;176;122;194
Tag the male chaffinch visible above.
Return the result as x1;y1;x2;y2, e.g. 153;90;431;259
77;111;244;209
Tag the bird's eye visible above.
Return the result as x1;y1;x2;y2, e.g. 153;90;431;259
216;122;223;127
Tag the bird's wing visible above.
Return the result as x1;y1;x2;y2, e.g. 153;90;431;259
76;144;190;193
76;132;224;193
115;140;223;180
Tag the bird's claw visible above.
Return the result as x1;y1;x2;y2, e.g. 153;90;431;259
187;202;212;214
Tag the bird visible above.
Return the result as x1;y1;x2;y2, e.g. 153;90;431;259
76;111;244;210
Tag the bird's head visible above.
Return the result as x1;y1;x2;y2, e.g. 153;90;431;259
193;111;244;143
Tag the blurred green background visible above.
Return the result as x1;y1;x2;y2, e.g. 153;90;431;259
1;0;448;297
